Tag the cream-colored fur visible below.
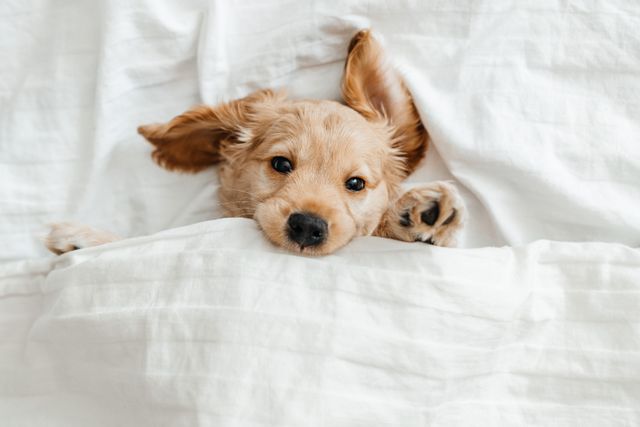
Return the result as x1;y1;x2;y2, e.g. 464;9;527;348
46;30;465;256
45;223;120;255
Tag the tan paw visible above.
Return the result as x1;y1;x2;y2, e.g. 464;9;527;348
394;181;465;247
44;222;120;255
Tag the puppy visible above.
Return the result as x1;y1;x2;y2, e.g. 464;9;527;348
46;30;465;256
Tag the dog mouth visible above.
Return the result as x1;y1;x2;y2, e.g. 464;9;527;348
414;236;435;245
289;239;335;256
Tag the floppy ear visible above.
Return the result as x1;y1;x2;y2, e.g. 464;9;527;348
138;89;283;172
342;30;429;176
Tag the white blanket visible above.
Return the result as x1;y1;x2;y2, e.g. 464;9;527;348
2;219;639;426
2;0;640;425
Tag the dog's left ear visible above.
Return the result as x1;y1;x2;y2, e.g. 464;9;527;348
138;89;283;173
342;30;428;176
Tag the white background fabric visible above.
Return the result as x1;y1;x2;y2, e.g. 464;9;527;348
197;0;640;247
1;0;640;425
3;0;639;261
2;220;640;426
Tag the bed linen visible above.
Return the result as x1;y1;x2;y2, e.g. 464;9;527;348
1;0;639;425
2;219;640;426
3;0;639;261
197;0;640;248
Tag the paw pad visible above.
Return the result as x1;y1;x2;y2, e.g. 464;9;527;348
420;203;439;226
389;182;465;247
442;209;457;225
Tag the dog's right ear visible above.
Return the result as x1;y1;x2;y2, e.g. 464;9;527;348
138;89;284;173
342;30;429;177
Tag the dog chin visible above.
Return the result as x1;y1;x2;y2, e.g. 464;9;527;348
277;236;352;256
286;240;338;256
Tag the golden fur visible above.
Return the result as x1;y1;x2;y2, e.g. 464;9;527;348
46;30;464;256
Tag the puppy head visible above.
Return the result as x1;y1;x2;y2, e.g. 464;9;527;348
138;30;428;255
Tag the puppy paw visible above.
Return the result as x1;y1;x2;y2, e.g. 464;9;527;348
44;222;119;255
392;182;465;247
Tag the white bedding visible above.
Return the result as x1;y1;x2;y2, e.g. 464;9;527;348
2;0;640;425
2;219;640;426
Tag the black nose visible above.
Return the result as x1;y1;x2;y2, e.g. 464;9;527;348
287;213;328;248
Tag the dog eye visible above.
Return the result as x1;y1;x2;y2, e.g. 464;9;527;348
345;177;365;192
271;156;293;174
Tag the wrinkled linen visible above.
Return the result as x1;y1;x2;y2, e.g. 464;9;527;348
3;0;639;260
2;219;639;426
2;0;640;425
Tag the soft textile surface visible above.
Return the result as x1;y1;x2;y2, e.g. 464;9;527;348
3;0;639;261
197;0;640;246
2;219;639;426
2;1;640;426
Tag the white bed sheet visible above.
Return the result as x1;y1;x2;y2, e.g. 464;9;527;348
2;219;639;426
2;0;640;425
196;0;640;247
3;0;639;261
